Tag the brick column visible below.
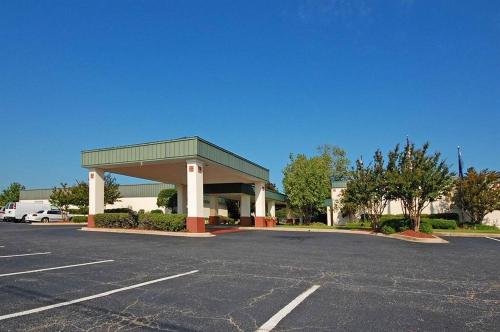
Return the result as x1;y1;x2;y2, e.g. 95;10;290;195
267;200;276;218
186;160;205;232
239;194;252;226
88;168;104;228
176;184;186;214
208;196;220;225
254;182;266;227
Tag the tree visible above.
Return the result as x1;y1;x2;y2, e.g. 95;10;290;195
283;153;331;223
67;174;121;208
265;182;279;193
156;188;177;212
225;199;240;220
339;150;389;230
452;168;500;224
386;141;454;232
317;144;350;181
49;183;73;220
0;182;25;206
104;174;121;205
70;181;89;209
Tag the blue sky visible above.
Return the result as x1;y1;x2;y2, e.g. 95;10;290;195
1;0;499;191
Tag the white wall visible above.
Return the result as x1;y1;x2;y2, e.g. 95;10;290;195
329;187;500;227
21;196;229;218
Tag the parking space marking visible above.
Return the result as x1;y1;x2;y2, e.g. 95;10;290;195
256;285;320;332
485;236;500;242
0;259;114;277
0;252;51;259
0;270;199;321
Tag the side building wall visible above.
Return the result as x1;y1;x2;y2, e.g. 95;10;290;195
330;187;500;227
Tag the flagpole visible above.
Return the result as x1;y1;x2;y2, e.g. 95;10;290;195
457;146;465;225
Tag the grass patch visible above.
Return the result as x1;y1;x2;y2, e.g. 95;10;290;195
434;228;500;234
277;222;371;231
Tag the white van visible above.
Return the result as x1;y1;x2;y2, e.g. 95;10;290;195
3;202;52;222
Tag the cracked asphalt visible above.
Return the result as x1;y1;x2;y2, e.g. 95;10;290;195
0;222;499;331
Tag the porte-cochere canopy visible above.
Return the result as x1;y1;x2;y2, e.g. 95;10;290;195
81;137;286;233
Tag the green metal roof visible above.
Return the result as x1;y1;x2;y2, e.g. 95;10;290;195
20;183;175;200
331;180;347;188
20;182;287;202
20;188;54;200
81;137;269;181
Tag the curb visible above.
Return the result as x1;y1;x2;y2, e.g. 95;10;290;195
434;232;500;238
31;222;87;226
239;226;372;235
80;227;215;237
240;226;449;243
386;233;448;244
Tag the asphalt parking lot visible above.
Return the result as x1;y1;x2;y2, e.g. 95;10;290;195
0;222;499;331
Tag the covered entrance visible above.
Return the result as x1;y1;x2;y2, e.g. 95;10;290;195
81;137;286;232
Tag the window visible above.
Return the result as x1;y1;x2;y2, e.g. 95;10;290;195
48;210;61;215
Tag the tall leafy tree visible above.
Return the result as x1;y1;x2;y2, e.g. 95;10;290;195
156;188;177;212
0;182;25;206
283;153;331;223
66;174;121;208
49;183;73;220
339;150;389;230
452;168;500;224
387;141;454;232
70;180;89;209
104;174;121;205
317;144;350;180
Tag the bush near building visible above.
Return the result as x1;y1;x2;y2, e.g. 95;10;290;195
138;213;186;231
218;216;235;225
95;213;138;229
94;212;187;232
71;216;88;223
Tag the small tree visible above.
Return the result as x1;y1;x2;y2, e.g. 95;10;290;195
452;168;500;224
104;174;121;205
283;153;331;223
70;180;89;209
339;150;389;230
317;144;350;180
387;141;454;232
49;183;73;220
225;199;240;220
0;182;25;206
156;188;177;212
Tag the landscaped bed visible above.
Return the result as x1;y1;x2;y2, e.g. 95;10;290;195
94;212;187;232
398;230;435;239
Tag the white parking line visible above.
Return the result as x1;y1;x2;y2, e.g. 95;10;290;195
0;259;114;277
256;285;320;332
0;270;199;321
0;252;51;258
485;236;500;242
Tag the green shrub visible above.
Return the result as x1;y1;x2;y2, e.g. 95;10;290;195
138;213;186;232
105;208;134;214
423;218;457;229
71;215;88;223
218;216;235;225
95;213;138;229
425;213;459;221
381;225;395;234
420;221;433;234
68;207;89;215
380;218;411;232
462;223;498;231
150;209;164;214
